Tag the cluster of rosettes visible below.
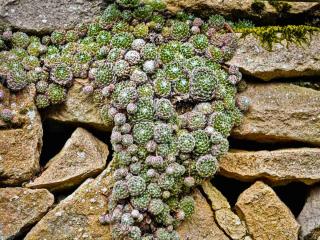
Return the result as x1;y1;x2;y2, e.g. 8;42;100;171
85;1;246;240
0;0;250;239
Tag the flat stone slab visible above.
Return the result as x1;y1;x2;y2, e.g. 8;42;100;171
24;169;112;240
26;127;109;192
45;79;112;132
220;148;320;185
236;181;300;240
0;84;42;186
0;0;106;33
0;187;54;240
298;185;320;240
232;83;320;146
227;32;320;81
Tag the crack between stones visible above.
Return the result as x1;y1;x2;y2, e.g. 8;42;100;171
198;185;233;240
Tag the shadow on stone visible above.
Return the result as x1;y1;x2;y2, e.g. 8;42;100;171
212;175;309;217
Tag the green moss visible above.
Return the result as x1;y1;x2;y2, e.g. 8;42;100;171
237;25;320;49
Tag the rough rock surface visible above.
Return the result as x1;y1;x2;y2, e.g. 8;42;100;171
201;181;248;240
232;83;320;145
0;187;54;240
297;185;320;240
0;0;106;33
45;79;112;131
201;180;230;210
26;127;108;192
215;208;247;240
25;162;229;240
220;148;320;185
0;84;43;186
227;33;320;81
177;189;229;240
236;181;300;240
162;0;318;24
24;169;112;240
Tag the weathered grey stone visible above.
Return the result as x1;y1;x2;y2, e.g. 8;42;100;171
220;148;320;185
26;127;109;192
236;181;300;240
0;187;54;240
232;83;320;146
297;185;320;240
0;84;42;186
0;0;106;33
227;33;320;81
162;0;319;24
45;79;112;132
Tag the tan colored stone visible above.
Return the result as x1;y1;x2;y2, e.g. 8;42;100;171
161;0;318;24
227;33;320;81
26;170;228;240
45;79;112;131
236;181;300;240
0;187;54;239
178;189;229;240
232;83;320;145
201;180;230;210
25;168;113;240
0;84;42;185
26;127;108;192
215;208;247;240
297;185;320;240
220;148;320;185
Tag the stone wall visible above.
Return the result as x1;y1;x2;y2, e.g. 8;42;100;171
1;1;320;240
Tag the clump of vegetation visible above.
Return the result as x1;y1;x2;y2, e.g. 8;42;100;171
251;0;266;14
0;0;249;239
236;25;320;49
268;0;292;14
229;19;255;29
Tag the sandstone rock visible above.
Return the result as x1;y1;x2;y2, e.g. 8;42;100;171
201;181;248;240
0;0;106;33
220;148;320;185
227;33;320;81
178;189;229;240
26;161;229;240
215;208;247;240
201;180;230;210
232;83;320;145
45;79;112;131
297;185;320;240
236;181;300;240
0;84;42;186
24;169;113;240
26;127;108;192
162;0;318;24
0;187;54;239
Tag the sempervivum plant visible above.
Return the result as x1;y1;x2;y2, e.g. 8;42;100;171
0;0;250;239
